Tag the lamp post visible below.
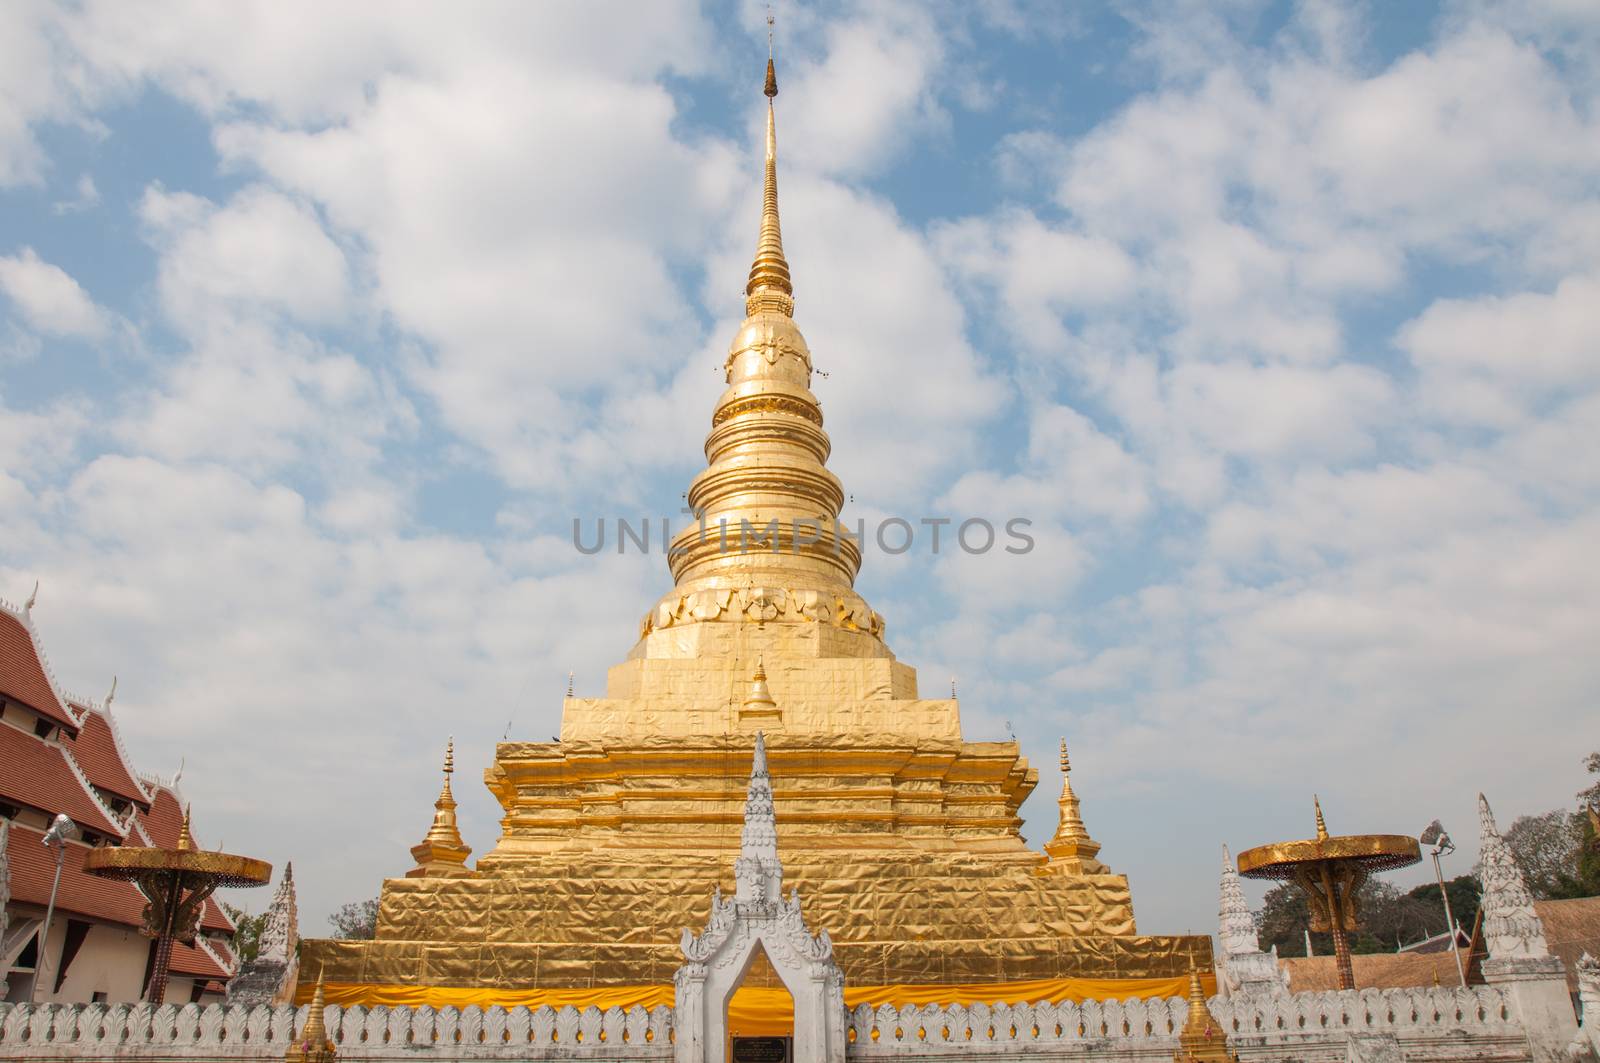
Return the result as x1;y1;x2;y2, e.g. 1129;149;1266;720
31;813;79;1003
1419;819;1466;987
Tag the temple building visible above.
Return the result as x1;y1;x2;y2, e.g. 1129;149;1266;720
0;591;239;1003
305;55;1209;1023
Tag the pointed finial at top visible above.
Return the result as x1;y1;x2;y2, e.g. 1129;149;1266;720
752;730;769;777
177;805;194;851
1477;792;1496;833
105;675;117;708
746;32;793;317
1059;738;1071;775
443;736;454;777
291;965;335;1060
950;676;957;699
1221;842;1233;871
566;670;575;698
24;580;37;612
1314;795;1328;841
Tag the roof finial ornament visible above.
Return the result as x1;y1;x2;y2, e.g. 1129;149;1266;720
566;670;575;698
1314;795;1328;841
1044;738;1104;871
105;675;117;708
177;805;194;852
746;20;793;318
24;580;37;613
409;735;472;878
950;676;957;699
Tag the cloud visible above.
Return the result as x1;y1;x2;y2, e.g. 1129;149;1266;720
0;247;107;338
141;185;351;330
3;0;1599;943
1399;273;1600;426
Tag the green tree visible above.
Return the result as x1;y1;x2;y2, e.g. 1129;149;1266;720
1579;750;1600;810
1405;874;1480;937
329;897;381;939
1503;809;1583;898
223;903;268;965
1257;878;1451;957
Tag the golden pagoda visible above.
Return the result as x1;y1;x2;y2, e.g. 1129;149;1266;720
304;51;1208;1011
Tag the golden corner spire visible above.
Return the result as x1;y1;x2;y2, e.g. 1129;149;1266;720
408;736;473;878
1314;795;1328;841
176;805;194;852
1043;739;1105;873
745;38;793;318
1173;964;1235;1063
287;966;336;1063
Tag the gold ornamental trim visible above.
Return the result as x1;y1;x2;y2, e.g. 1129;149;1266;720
1235;834;1420;879
712;394;822;427
84;846;273;888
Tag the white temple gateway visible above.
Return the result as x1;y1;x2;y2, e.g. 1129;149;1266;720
1;746;1594;1061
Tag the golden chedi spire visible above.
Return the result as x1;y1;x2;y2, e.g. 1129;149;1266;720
286;968;336;1063
408;737;473;878
1172;966;1235;1063
1314;794;1329;840
649;44;876;642
1043;740;1106;873
746;56;792;318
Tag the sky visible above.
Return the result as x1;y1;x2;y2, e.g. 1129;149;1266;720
2;0;1598;943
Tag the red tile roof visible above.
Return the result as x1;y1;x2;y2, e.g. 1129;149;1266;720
0;723;123;837
0;609;79;732
64;707;150;810
1534;896;1600;994
4;821;149;927
170;940;231;980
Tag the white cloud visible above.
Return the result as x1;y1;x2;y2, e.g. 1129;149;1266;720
1400;273;1600;426
3;0;1599;943
779;1;947;180
0;247;107;338
141;185;351;330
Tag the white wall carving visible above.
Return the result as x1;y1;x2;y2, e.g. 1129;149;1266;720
1477;793;1580;1062
675;733;846;1063
0;1001;674;1059
1;988;1538;1062
1216;844;1290;999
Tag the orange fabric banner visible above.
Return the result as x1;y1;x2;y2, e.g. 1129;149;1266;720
309;975;1214;1037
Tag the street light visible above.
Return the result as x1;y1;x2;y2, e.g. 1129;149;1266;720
1420;819;1466;987
31;813;79;1003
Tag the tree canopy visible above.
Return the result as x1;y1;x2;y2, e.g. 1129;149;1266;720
328;897;381;940
222;903;268;965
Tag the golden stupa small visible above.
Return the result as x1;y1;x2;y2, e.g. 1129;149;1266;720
304;46;1208;1010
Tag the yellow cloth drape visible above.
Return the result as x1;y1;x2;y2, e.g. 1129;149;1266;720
307;975;1214;1037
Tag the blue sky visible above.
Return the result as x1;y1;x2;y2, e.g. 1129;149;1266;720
3;0;1598;940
